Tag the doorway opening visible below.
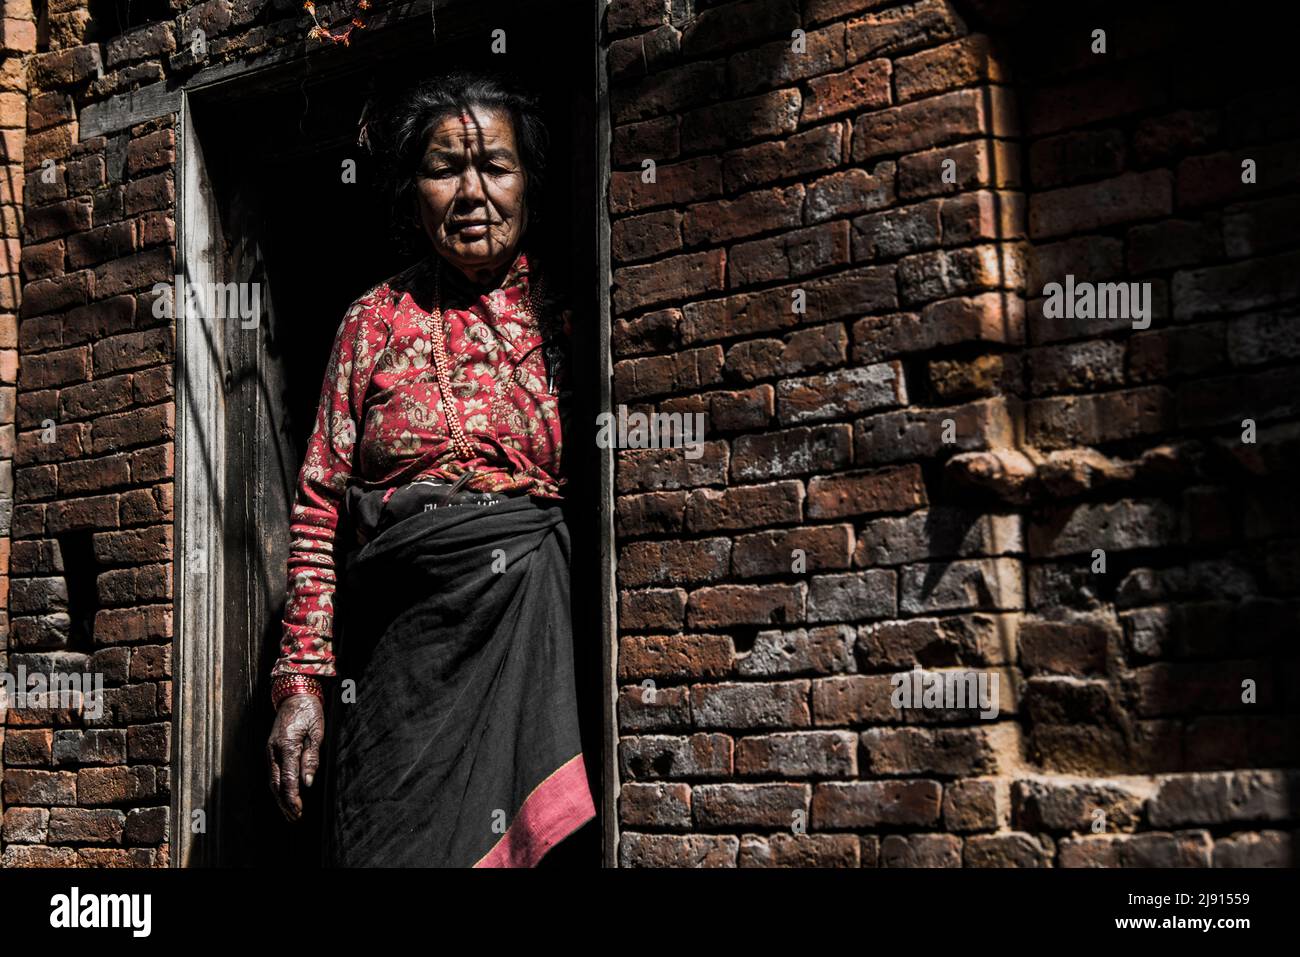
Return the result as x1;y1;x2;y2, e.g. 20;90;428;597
173;1;610;866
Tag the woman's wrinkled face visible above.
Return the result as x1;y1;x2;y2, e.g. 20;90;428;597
414;106;527;284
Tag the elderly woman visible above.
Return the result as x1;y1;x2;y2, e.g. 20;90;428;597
265;72;595;867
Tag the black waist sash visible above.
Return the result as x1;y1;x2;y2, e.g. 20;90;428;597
323;489;595;867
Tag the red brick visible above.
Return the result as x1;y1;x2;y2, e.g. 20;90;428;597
854;88;1016;163
3;728;54;766
75;765;157;806
48;808;126;844
895;35;1006;102
881;833;963;867
620;733;732;779
613;249;725;314
735;731;857;776
898;138;1021;200
66;221;137;271
731;423;852;481
682;185;804;246
1026;386;1174;449
861;726;1005;776
618;634;734;679
618;538;730;588
89;403;174;454
694;782;809;827
858;396;1020;465
21;238;65;283
964;832;1054;867
897;243;1026;305
605;0;669;37
680;0;799;57
611;156;721;216
808;464;928;519
777;362;906;424
728;23;846;96
728;221;850;286
741;832;861;867
2;769;76;806
0;845;79;866
97;563;171;606
613;345;724;400
29;45;102;87
617;684;691;731
845;0;963;62
619;588;688;630
1029;170;1173;239
611;210;682;263
802;58;891;123
804;0;893;26
805;161;894;223
1;806;50;844
620;783;691;829
27;92;74;132
687;584;806;628
812;780;942;827
732;525;854;576
684;481;804;532
619;833;738;867
616;442;729;493
852;289;1024;361
123;172;174;215
723;124;844;192
94;605;172;644
943;779;1008;831
92;246;174;299
615;490;687;537
125;129;174;176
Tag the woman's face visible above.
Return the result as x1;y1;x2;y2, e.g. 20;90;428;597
414;106;527;284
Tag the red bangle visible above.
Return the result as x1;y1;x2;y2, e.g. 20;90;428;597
272;674;324;710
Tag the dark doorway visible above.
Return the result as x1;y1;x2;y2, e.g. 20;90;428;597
179;1;605;865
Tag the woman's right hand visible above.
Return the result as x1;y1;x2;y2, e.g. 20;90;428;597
267;695;325;822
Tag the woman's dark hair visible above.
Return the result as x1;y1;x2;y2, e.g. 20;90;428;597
363;71;550;259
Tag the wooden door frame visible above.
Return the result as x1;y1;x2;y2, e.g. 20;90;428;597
173;94;227;866
169;0;619;866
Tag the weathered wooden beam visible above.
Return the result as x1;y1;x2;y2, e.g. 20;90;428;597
77;0;440;140
78;80;181;140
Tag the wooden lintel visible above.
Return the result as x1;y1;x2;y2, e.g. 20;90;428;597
77;0;439;141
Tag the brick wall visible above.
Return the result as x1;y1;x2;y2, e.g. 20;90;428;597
0;0;32;862
0;0;1295;868
1;0;178;862
609;0;1298;867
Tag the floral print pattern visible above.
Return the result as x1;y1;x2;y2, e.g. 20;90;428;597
272;249;569;677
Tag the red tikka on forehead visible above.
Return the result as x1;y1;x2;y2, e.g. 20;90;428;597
457;111;480;146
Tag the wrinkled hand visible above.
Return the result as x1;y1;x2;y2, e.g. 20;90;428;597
267;695;325;822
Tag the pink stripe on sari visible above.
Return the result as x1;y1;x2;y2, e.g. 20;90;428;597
474;754;596;868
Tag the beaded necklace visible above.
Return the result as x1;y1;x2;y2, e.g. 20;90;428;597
426;256;557;459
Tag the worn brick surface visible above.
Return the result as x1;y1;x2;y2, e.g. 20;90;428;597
0;0;1294;871
604;0;1298;868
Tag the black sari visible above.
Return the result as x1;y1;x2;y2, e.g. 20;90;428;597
320;486;595;867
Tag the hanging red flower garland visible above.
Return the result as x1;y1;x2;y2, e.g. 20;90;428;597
303;0;373;46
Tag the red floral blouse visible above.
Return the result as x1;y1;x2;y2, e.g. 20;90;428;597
272;248;569;678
